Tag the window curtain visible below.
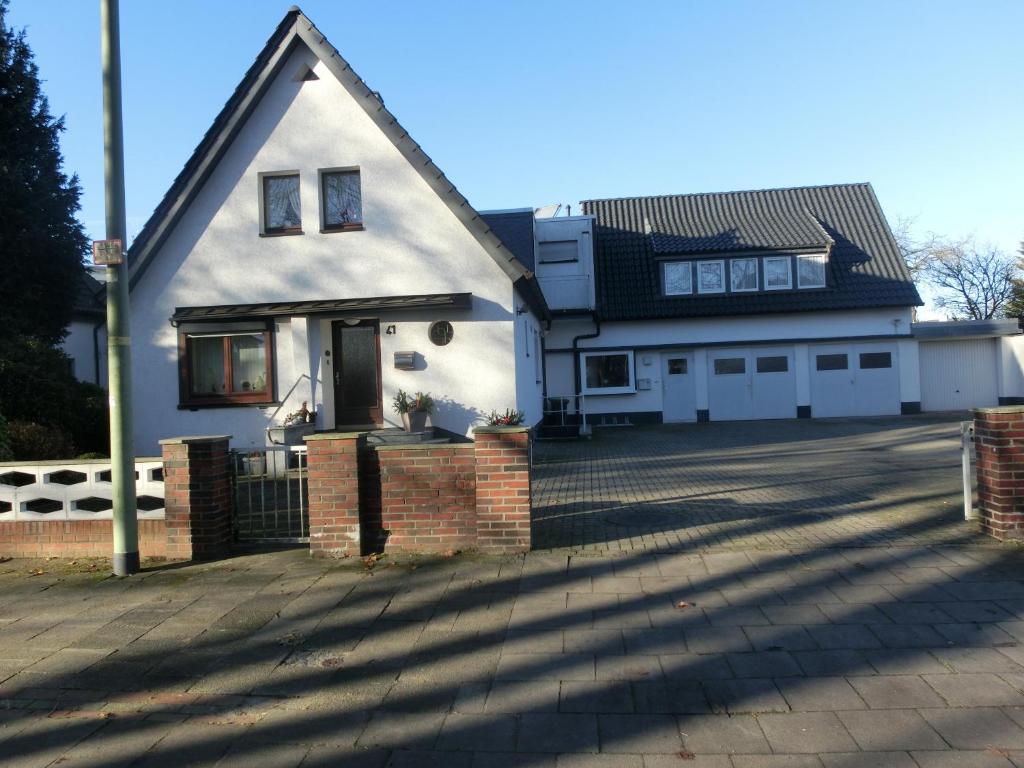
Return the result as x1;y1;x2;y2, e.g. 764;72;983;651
231;334;266;393
190;337;225;394
324;172;362;226
266;176;300;229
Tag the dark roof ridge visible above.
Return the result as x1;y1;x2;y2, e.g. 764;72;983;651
582;181;873;205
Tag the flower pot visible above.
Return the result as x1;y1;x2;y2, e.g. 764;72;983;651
401;409;429;433
242;454;266;477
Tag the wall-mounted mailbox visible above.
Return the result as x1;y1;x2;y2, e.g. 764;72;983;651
637;378;652;391
394;351;416;370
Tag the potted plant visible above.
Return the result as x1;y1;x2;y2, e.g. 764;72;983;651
267;401;316;446
486;408;526;426
393;390;434;433
241;449;266;477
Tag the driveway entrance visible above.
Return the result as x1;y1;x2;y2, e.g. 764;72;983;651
532;415;983;552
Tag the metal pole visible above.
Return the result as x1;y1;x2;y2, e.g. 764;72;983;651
101;0;138;575
961;421;975;521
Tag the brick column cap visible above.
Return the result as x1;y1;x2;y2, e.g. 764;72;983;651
304;431;367;441
158;435;232;446
974;406;1024;417
472;426;531;435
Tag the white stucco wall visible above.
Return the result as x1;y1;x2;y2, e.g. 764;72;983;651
999;335;1024;400
129;42;521;454
62;319;107;388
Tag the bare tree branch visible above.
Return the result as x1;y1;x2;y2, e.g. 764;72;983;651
920;237;1018;320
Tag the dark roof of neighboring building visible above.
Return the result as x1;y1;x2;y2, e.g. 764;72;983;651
582;183;923;321
480;210;535;271
125;7;548;320
913;319;1021;340
72;272;106;319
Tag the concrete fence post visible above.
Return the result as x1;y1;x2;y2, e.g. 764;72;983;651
304;432;364;557
159;435;233;560
472;426;532;553
973;406;1024;541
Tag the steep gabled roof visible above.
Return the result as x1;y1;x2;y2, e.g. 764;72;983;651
480;210;536;271
583;183;922;321
126;7;548;318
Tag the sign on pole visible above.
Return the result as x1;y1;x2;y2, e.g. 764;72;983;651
92;238;124;265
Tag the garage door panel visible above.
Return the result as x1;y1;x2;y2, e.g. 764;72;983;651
810;342;900;418
708;347;796;421
708;351;753;420
920;339;999;411
752;349;797;419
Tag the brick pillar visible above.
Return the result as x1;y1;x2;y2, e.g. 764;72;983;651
160;435;233;561
974;407;1024;541
473;427;532;553
304;432;363;557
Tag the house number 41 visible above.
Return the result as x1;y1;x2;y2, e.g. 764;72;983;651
385;325;397;335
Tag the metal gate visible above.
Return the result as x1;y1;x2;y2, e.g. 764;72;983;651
230;446;309;543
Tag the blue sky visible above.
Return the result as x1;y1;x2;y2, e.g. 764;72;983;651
9;0;1023;269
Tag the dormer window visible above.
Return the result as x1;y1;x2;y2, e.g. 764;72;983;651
261;173;301;234
321;168;363;231
730;258;758;292
797;253;827;288
697;260;725;294
764;256;792;290
663;261;692;295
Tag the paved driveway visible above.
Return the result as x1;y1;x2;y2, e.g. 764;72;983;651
533;415;983;552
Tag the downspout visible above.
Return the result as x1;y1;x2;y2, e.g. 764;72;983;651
572;312;601;429
92;319;104;386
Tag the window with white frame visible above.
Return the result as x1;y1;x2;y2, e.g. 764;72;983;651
538;240;578;263
797;253;827;288
764;256;792;290
261;173;301;234
663;261;692;295
697;260;725;293
730;257;758;291
581;351;635;395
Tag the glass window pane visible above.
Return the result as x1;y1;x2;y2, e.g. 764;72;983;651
323;171;362;227
798;254;826;288
664;262;691;295
859;352;892;369
667;358;687;375
190;336;226;395
538;241;578;263
264;174;301;230
714;357;745;375
230;334;267;393
816;353;848;371
585;354;630;388
698;261;724;293
731;258;758;291
756;356;788;373
764;257;791;289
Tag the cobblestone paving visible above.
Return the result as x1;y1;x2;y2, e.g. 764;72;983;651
4;543;1024;766
533;415;983;552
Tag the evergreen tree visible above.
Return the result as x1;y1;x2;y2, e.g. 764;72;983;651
0;0;88;344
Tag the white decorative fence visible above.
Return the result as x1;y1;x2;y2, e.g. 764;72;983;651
0;458;165;522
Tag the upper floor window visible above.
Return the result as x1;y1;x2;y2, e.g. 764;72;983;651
321;169;362;231
697;260;725;294
538;240;578;263
262;173;301;234
764;256;792;290
730;257;758;292
663;261;692;295
797;253;827;288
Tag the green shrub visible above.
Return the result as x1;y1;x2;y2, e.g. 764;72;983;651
8;421;75;460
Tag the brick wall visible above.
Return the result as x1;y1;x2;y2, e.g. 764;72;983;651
376;444;476;552
0;519;170;559
974;407;1024;540
473;428;532;553
160;436;233;560
305;427;532;556
305;433;363;557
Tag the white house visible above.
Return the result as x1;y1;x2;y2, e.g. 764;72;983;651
124;8;547;455
539;185;928;424
62;272;107;388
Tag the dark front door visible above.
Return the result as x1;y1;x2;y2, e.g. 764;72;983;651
331;319;382;427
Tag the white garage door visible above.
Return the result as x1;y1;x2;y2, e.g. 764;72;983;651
707;347;797;421
810;342;900;418
920;339;999;411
